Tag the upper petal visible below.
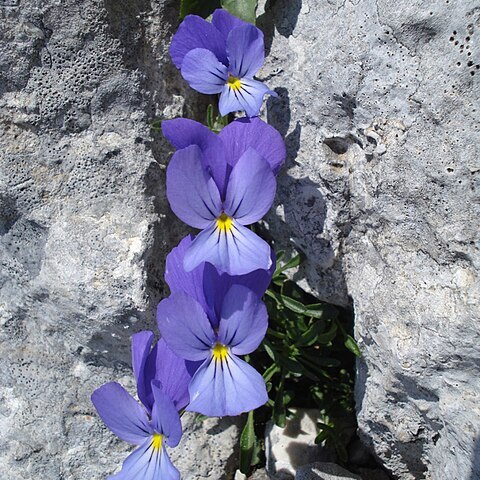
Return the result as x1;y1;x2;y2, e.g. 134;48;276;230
219;117;286;174
157;291;215;361
170;14;227;68
144;338;197;412
131;331;155;412
181;48;228;94
162;119;229;193
91;382;152;445
212;9;249;41
166;144;222;228
151;382;183;447
218;285;268;355
226;24;264;78
186;353;268;416
202;257;275;327
224;147;276;225
165;235;208;308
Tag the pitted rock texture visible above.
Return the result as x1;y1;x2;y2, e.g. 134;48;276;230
260;0;479;479
0;0;234;479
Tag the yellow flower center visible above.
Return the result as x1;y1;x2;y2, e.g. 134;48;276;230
151;433;163;451
212;343;229;361
226;75;242;91
216;213;233;232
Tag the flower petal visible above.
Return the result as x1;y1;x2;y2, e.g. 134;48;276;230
202;257;274;328
186;353;268;416
212;9;248;41
181;48;228;94
166;144;222;228
157;291;215;361
132;331;155;413
151;381;183;447
224;147;276;225
219;78;273;117
219;117;286;174
184;219;273;275
227;24;264;78
165;235;207;304
158;448;181;480
170;14;227;69
162;119;229;194
109;437;180;480
91;382;152;445
218;285;268;355
140;338;197;412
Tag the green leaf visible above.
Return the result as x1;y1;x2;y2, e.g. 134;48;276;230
180;0;220;19
304;303;339;320
273;375;286;427
316;322;338;344
263;363;279;382
344;335;361;357
206;104;214;130
239;410;257;474
275;250;286;265
220;0;257;24
282;357;304;375
151;118;162;133
280;294;306;314
275;254;302;276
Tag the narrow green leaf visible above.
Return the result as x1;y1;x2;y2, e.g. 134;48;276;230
206;104;214;130
304;303;339;320
276;254;302;274
180;0;220;19
262;341;276;361
344;335;361;357
239;410;257;474
280;294;306;314
273;375;286;427
220;0;257;24
316;322;338;344
263;363;279;382
283;357;304;375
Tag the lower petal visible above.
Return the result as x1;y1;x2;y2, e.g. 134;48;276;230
109;438;180;480
186;353;267;417
219;78;275;117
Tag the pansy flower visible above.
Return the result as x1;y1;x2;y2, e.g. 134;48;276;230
164;116;285;276
170;9;276;117
91;333;196;479
157;236;270;416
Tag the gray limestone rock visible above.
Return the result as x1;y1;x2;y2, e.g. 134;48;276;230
295;463;361;480
259;0;480;478
0;0;234;479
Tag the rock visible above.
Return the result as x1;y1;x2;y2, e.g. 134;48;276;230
266;409;335;478
0;0;228;479
295;462;361;480
259;0;480;478
356;468;391;480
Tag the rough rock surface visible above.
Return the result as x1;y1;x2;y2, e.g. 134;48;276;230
0;0;235;479
265;409;335;479
260;0;479;479
295;463;361;480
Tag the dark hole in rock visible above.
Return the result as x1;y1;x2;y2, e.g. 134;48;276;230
324;137;350;155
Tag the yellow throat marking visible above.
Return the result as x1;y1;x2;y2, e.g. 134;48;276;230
212;343;229;361
216;213;233;232
151;433;163;451
227;75;242;91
